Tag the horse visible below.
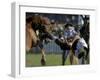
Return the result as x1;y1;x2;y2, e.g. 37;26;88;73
26;15;53;65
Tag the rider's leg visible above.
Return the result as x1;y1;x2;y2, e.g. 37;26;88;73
62;50;69;65
77;48;87;64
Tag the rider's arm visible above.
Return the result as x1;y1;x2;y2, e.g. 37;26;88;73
72;35;80;44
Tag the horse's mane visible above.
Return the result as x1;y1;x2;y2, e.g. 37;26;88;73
26;15;51;25
41;17;51;25
26;17;33;23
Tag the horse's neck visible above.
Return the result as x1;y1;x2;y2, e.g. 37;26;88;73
31;23;40;31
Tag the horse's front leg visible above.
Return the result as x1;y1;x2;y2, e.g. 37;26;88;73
39;43;46;65
41;48;46;65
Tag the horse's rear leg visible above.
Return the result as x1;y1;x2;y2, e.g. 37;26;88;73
41;48;46;65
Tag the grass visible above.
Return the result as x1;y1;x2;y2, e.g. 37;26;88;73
26;52;89;67
26;53;71;67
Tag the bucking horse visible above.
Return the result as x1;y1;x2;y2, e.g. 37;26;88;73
26;14;53;65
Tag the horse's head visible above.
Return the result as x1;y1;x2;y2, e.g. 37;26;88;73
31;15;52;33
40;17;54;41
41;17;52;33
31;15;54;41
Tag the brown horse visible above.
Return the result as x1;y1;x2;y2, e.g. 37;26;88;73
26;15;53;65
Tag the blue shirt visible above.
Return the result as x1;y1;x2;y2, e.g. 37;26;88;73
64;27;77;38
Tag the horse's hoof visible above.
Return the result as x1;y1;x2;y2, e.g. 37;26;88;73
41;59;46;66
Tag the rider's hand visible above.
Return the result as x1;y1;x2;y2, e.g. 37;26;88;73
68;42;72;47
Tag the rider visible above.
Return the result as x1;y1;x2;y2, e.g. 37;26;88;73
54;23;88;65
64;23;88;64
64;24;80;64
53;23;79;65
